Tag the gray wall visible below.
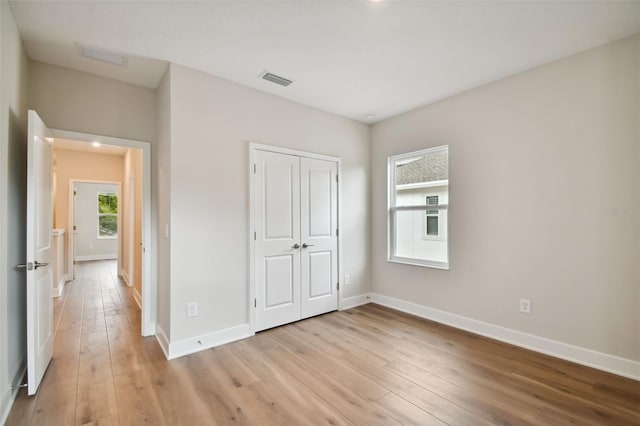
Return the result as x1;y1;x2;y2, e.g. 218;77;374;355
371;35;640;362
28;61;157;143
74;182;119;260
166;63;371;342
0;1;29;421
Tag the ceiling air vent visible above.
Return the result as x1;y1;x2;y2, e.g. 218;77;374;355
78;43;128;66
260;72;293;87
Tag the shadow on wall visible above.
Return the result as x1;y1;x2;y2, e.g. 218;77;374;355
7;109;27;365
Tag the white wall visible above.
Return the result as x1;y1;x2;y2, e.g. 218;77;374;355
0;2;29;422
74;182;119;260
371;35;640;363
166;63;371;344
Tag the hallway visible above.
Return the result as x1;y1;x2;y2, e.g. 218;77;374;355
6;260;150;425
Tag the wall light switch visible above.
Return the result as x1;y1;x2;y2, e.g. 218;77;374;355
344;274;350;285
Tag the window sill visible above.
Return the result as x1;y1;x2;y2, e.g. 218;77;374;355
97;236;118;240
388;256;449;270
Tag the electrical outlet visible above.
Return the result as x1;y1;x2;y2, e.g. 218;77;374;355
519;298;531;314
344;274;350;285
186;302;198;318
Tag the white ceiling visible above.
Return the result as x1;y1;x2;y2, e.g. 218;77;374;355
9;1;640;123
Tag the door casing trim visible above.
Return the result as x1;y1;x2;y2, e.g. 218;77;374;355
248;142;342;334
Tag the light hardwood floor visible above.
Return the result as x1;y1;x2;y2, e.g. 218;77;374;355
6;260;640;425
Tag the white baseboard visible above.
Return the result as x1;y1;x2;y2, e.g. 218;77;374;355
340;293;372;310
165;324;253;360
0;358;26;426
369;293;640;381
155;324;170;360
132;287;142;310
53;277;65;298
75;254;117;262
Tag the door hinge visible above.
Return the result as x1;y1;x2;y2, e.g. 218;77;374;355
253;164;256;174
254;299;257;308
336;174;339;183
73;190;77;196
337;282;340;291
336;228;339;236
73;225;76;231
254;231;256;240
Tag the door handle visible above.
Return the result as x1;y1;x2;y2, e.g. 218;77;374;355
34;261;49;269
16;263;31;270
302;243;315;248
291;243;300;249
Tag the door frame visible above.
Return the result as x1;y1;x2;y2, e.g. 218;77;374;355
248;142;343;334
68;179;122;272
52;128;155;336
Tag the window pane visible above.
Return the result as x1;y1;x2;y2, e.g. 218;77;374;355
99;215;118;237
426;216;439;235
394;209;447;263
98;193;118;214
395;149;448;198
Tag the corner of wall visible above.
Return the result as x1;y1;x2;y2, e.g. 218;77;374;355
155;63;172;347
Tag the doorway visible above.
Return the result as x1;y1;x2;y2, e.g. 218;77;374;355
51;129;154;336
249;143;342;332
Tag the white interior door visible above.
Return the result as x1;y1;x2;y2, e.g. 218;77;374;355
26;110;54;395
300;157;338;318
254;150;301;332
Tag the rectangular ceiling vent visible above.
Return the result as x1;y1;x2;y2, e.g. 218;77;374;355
261;72;293;87
79;44;128;66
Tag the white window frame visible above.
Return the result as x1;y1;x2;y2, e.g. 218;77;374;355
97;192;118;239
388;145;449;269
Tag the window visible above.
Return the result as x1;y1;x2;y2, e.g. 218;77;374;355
425;195;440;237
98;192;118;238
388;145;448;269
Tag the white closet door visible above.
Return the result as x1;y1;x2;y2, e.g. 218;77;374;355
254;150;301;332
300;157;338;319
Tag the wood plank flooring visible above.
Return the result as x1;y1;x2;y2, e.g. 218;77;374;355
6;260;640;425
